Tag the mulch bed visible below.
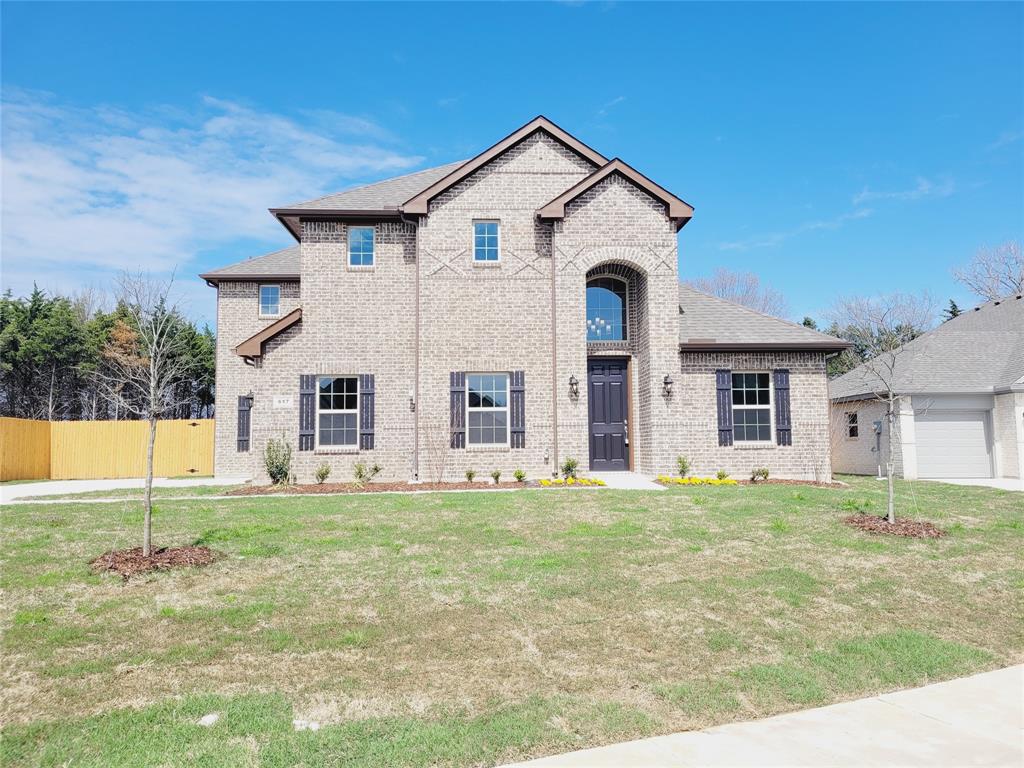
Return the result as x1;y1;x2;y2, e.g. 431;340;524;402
225;481;531;496
90;546;217;578
843;514;946;539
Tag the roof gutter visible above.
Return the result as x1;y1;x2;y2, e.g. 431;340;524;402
199;272;300;286
269;207;406;241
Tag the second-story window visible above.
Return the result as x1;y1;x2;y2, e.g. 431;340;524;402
473;221;500;262
348;226;375;267
259;285;280;317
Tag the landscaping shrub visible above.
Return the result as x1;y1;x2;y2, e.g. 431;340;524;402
561;457;579;479
491;469;502;484
264;437;292;485
716;470;729;480
314;462;331;485
677;455;691;477
656;475;738;486
751;467;770;482
352;462;382;489
465;469;476;483
513;469;526;483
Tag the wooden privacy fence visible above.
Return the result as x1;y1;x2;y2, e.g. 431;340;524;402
0;418;214;481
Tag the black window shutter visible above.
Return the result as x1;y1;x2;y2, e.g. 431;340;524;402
299;375;316;451
774;369;792;446
236;395;252;452
509;370;526;448
450;372;466;449
715;369;734;446
359;374;375;450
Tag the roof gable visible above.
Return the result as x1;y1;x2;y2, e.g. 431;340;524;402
539;159;694;230
401;116;607;215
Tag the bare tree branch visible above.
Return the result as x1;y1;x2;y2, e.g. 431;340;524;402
685;268;790;317
952;241;1023;301
828;292;936;522
94;271;194;556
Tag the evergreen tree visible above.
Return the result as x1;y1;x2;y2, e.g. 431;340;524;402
942;299;961;321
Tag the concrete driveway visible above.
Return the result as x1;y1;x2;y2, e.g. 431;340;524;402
920;477;1024;491
506;665;1023;767
0;476;248;503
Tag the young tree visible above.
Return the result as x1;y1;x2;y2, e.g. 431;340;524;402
685;268;790;317
829;293;935;523
952;241;1023;301
94;273;193;556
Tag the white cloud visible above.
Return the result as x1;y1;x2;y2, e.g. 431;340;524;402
597;96;626;118
1;89;423;314
985;130;1022;152
718;208;873;252
852;176;954;205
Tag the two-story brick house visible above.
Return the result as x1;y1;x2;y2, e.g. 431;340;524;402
201;117;848;483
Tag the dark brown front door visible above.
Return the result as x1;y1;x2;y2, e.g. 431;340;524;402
588;357;628;471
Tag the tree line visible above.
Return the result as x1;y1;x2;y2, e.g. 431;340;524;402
0;285;215;421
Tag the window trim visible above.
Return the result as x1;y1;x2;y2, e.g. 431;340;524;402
258;284;281;318
472;220;501;264
347;226;376;269
731;371;774;443
315;374;360;452
466;371;510;448
586;273;629;343
846;411;859;440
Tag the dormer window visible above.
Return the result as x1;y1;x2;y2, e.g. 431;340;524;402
348;226;375;267
259;285;280;317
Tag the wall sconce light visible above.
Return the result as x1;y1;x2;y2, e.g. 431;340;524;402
568;375;579;399
662;374;674;398
408;388;416;412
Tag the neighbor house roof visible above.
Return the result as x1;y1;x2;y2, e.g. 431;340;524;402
199;245;300;284
829;293;1024;400
539;158;694;230
678;285;851;351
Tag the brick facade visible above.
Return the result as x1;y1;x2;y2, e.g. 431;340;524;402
212;130;837;483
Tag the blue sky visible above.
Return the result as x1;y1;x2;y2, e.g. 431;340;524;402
2;1;1021;327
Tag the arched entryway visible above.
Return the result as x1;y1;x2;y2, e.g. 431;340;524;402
584;263;648;471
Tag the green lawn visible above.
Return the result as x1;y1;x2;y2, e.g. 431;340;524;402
2;477;1021;767
21;484;243;501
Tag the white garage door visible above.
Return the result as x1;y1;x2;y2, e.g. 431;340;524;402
915;410;993;478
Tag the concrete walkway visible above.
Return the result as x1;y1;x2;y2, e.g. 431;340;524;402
920;477;1023;492
506;665;1023;767
589;471;665;491
0;476;249;503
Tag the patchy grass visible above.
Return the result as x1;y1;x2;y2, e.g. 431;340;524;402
1;476;1021;766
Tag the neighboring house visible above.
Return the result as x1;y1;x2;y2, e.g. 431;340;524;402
201;117;849;483
829;294;1024;481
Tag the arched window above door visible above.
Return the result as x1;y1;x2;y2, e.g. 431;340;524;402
586;276;627;341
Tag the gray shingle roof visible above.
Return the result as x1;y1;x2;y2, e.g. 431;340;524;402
829;293;1024;399
200;245;300;281
678;285;850;350
276;161;467;212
